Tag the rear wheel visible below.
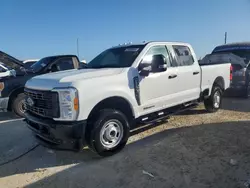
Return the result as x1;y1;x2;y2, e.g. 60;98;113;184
86;109;130;156
204;86;222;113
12;93;26;117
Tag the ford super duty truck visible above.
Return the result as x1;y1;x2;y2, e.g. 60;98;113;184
24;41;231;156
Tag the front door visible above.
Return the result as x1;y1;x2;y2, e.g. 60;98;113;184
138;45;179;116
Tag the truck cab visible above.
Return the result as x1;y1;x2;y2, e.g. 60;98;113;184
24;41;231;156
0;55;80;116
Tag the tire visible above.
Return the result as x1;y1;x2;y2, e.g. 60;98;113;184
87;109;130;157
204;86;222;113
12;93;26;117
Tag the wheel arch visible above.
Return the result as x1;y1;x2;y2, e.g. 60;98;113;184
213;76;225;91
7;87;24;110
87;96;135;122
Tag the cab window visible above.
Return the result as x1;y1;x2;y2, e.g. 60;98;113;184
173;45;194;66
143;45;172;67
55;57;75;71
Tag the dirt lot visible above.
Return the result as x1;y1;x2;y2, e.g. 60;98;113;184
0;97;249;188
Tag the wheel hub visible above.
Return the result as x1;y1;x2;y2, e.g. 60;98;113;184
213;91;221;108
100;119;123;149
19;99;26;113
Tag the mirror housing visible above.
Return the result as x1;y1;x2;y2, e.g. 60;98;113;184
139;54;167;76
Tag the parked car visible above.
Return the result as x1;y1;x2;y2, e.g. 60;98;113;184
204;42;250;97
24;41;231;156
0;54;80;116
22;59;39;69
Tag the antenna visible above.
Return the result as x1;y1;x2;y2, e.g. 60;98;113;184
77;38;80;58
224;32;227;44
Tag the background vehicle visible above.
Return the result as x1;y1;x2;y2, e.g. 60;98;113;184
0;55;80;116
202;42;250;97
24;41;231;156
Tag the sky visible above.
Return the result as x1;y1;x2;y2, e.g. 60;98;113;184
1;0;250;61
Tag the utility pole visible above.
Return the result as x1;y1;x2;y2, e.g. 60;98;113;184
77;38;80;58
224;32;227;44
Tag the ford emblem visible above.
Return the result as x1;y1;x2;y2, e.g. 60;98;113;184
27;97;34;106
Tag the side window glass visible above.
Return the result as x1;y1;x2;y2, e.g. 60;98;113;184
173;45;194;66
55;58;74;71
143;45;171;67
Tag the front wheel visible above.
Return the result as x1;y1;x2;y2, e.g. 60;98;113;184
87;109;130;156
204;86;222;113
12;93;26;117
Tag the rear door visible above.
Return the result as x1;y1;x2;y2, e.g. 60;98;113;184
170;45;201;103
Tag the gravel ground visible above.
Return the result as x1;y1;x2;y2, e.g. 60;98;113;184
0;97;249;188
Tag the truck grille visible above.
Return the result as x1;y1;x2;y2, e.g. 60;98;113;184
24;88;60;118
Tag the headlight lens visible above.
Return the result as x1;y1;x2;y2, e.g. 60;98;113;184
0;82;4;97
52;87;79;121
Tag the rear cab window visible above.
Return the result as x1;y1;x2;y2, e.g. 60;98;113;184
172;45;194;66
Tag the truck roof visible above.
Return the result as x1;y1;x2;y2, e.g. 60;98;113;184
111;41;191;49
213;42;250;52
45;55;78;59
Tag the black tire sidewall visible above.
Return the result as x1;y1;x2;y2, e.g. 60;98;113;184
90;110;130;156
12;93;26;117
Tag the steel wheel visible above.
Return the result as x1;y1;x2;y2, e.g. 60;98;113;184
100;119;124;149
213;90;221;108
18;99;26;114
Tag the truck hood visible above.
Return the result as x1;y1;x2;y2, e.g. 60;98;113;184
26;68;123;90
0;51;24;70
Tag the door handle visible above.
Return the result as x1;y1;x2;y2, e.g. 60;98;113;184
168;74;177;79
193;71;200;75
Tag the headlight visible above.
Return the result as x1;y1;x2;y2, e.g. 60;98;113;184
52;87;79;121
0;82;4;97
0;82;4;91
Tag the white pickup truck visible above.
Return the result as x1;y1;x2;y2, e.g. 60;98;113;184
24;41;231;156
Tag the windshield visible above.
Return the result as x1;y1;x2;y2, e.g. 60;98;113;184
86;45;144;69
30;57;57;72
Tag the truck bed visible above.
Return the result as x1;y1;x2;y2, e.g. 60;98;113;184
200;63;231;95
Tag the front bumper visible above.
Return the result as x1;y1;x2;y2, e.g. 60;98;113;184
25;113;87;151
0;97;9;111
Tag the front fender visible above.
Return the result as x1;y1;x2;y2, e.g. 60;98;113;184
77;89;138;121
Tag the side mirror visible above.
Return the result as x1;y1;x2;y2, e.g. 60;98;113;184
151;54;167;72
139;54;167;76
